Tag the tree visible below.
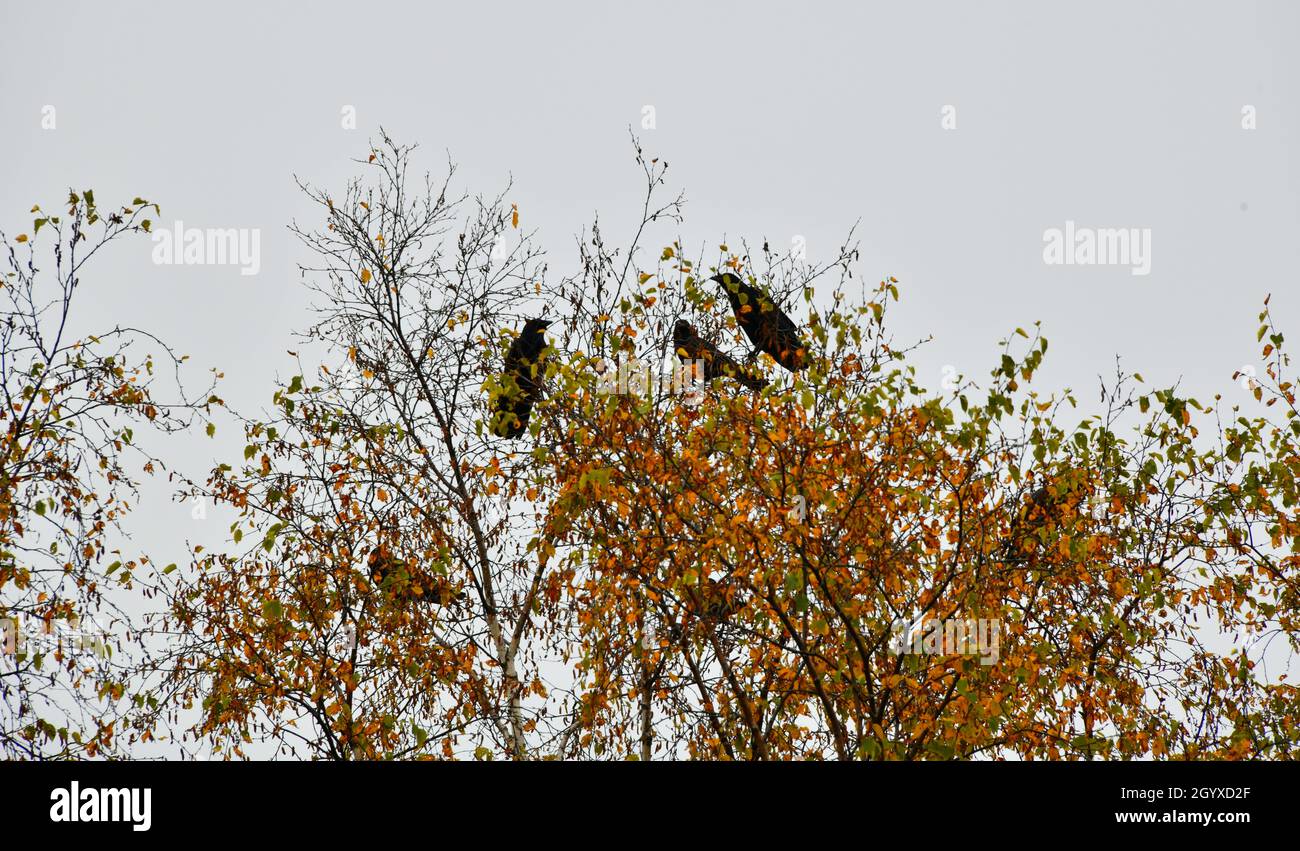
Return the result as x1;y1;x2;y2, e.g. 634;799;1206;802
541;249;1300;757
158;134;1300;761
0;192;217;758
531;158;1300;759
160;135;565;759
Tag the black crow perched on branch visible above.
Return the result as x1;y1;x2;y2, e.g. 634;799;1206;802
490;318;552;439
367;543;466;607
1000;482;1085;564
685;579;746;620
711;272;807;372
672;320;768;393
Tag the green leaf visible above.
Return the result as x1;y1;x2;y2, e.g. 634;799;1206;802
925;742;955;759
262;522;285;553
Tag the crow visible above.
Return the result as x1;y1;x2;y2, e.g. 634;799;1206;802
1001;482;1084;564
672;320;768;393
367;543;466;607
491;318;552;439
711;272;806;372
685;579;745;620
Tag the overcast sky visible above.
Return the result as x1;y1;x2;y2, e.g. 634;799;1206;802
2;0;1298;692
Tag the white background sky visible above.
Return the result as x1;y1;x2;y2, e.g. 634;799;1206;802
2;0;1298;720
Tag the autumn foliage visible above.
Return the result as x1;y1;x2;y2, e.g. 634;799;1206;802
0;193;217;757
4;138;1299;760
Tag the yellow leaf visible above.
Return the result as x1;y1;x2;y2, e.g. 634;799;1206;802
15;234;27;243
511;204;519;229
360;268;372;284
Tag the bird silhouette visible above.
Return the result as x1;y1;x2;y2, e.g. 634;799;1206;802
491;318;552;439
672;320;767;393
685;578;745;620
367;543;465;607
1001;482;1084;564
710;273;806;372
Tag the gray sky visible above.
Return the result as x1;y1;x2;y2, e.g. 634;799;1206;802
1;0;1298;687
